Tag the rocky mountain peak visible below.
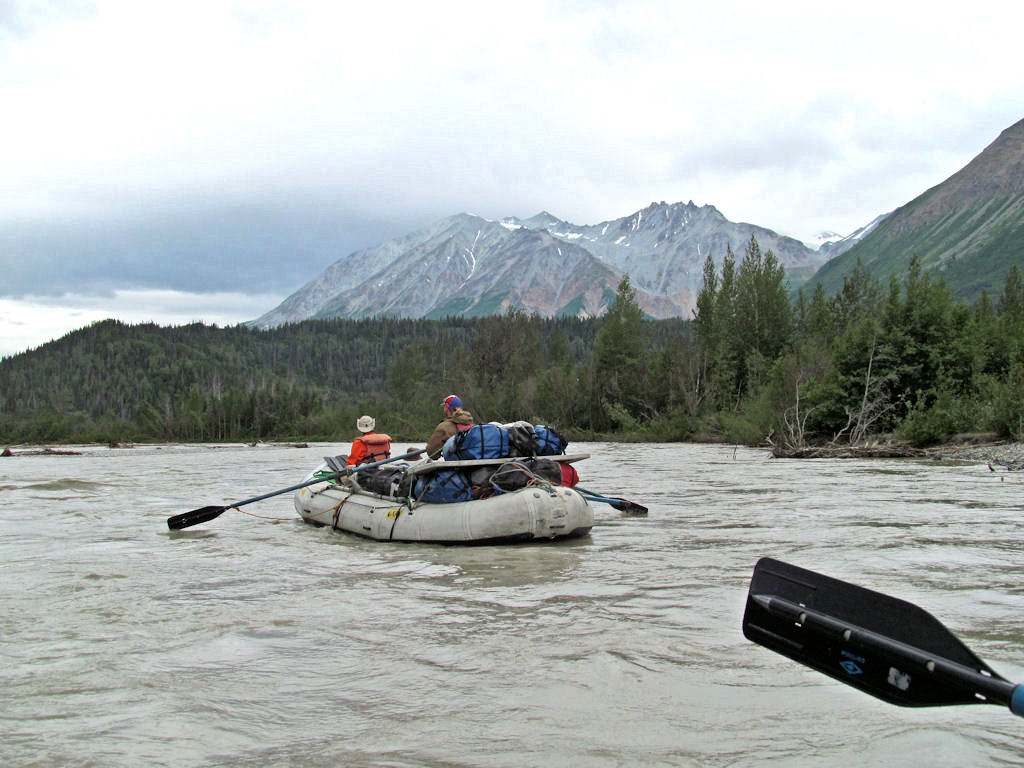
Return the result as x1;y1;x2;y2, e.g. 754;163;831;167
251;201;831;328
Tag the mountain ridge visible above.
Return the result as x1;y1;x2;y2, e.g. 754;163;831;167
252;201;833;327
806;118;1024;300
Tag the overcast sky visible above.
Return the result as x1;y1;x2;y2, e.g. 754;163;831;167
2;0;1022;357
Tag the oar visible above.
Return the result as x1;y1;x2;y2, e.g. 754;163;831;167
574;486;647;514
742;557;1024;718
166;449;425;530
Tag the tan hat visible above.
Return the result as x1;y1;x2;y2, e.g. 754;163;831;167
356;415;375;433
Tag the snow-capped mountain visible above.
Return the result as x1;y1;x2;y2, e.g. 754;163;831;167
251;201;834;327
815;213;891;260
804;231;844;251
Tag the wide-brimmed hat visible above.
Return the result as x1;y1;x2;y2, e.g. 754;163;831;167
356;415;375;433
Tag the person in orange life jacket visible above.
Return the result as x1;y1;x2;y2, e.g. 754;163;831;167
346;415;392;466
425;395;474;459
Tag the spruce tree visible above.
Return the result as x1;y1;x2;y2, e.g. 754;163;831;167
590;275;651;430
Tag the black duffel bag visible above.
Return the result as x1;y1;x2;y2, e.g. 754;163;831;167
490;458;563;492
365;465;411;498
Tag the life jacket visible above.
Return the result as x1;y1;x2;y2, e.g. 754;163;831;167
356;432;392;464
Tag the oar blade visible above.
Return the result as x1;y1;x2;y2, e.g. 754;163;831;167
574;486;648;514
743;557;1000;708
607;496;648;514
167;505;228;530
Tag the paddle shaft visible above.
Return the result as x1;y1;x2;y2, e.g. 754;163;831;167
168;471;352;531
226;471;347;509
235;449;426;506
752;593;1024;717
576;488;625;504
167;449;424;530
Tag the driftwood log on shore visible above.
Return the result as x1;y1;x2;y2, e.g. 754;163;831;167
771;444;930;459
1;446;83;457
772;434;1024;465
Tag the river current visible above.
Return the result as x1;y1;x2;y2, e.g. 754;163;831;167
2;441;1023;767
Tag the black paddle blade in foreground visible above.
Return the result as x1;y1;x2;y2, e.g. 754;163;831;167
742;557;1024;716
167;505;228;531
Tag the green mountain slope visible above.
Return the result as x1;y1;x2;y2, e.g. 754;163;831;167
807;117;1024;300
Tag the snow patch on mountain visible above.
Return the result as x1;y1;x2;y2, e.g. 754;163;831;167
816;213;892;260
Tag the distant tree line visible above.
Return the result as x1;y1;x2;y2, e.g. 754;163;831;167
0;310;683;444
3;235;1024;448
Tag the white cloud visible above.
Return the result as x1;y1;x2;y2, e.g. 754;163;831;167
4;1;1020;225
1;0;1022;355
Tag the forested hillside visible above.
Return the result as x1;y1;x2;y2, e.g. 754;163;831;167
4;235;1024;449
0;310;682;443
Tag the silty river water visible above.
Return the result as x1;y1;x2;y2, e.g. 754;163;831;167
2;441;1024;767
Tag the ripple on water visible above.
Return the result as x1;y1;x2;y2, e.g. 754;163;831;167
3;442;1024;767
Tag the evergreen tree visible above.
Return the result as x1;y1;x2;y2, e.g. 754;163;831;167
467;309;542;420
831;257;883;333
693;253;718;354
692;252;719;408
880;256;972;416
807;283;834;341
735;234;792;379
712;245;741;407
995;265;1024;372
998;264;1024;322
589;275;652;430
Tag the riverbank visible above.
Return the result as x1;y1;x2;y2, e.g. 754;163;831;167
0;440;315;458
931;438;1024;468
771;433;1024;468
5;435;1024;469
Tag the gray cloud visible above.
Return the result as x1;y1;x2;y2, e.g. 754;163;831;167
0;198;422;298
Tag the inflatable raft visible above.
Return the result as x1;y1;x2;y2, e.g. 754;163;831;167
293;455;593;544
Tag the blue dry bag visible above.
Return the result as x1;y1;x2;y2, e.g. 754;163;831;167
533;424;568;455
447;424;511;461
413;469;473;503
